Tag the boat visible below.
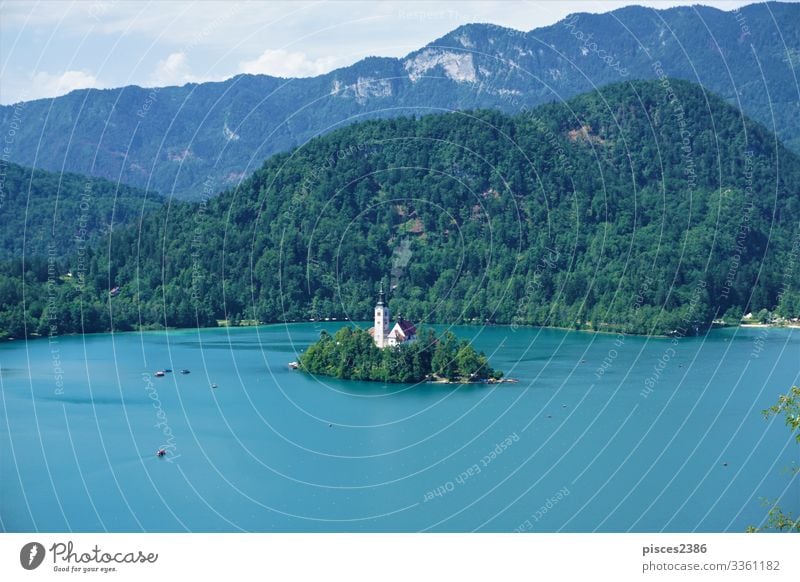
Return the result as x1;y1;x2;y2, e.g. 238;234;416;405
211;383;218;389
154;371;165;377
288;361;299;370
180;369;190;374
164;369;172;373
156;449;166;457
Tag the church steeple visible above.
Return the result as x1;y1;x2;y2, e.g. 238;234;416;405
373;281;389;348
377;282;385;306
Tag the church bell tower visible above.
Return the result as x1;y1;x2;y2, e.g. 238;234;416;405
373;283;389;348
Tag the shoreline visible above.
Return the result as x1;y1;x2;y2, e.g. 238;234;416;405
6;320;799;344
739;322;800;329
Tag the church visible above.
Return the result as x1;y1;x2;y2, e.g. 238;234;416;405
369;285;416;348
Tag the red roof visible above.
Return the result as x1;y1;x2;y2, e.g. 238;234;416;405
397;320;416;336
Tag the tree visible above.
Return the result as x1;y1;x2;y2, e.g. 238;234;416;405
455;339;487;380
722;306;743;325
747;386;800;532
432;331;459;381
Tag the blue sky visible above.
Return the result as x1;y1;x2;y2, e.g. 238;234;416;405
0;0;759;104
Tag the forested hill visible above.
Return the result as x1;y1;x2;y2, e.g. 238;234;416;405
0;161;161;260
1;2;798;200
2;79;800;340
0;162;161;338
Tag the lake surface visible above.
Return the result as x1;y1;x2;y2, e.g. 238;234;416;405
1;323;798;532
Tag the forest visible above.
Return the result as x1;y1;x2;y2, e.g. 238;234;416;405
0;161;160;260
1;79;800;341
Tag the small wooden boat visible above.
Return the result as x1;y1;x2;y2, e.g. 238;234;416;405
164;369;172;373
180;369;191;374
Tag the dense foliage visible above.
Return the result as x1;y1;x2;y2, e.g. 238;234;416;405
0;161;160;259
0;162;161;339
299;327;502;383
2;80;800;341
1;3;797;200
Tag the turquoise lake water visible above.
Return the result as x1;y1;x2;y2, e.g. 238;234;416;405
1;323;798;532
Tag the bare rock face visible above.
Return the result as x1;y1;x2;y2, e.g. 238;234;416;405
404;49;477;83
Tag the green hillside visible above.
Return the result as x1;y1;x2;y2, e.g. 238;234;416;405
0;161;161;259
2;80;799;340
0;162;161;338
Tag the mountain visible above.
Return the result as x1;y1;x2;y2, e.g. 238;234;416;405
0;161;161;260
3;79;799;340
1;2;798;200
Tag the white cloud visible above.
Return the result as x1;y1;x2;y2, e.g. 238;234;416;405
239;49;338;78
29;70;103;100
148;52;197;86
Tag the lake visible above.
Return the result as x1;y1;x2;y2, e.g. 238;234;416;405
1;323;797;532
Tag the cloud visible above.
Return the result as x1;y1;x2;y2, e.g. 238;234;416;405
147;51;228;87
239;49;338;78
28;70;103;100
148;52;197;86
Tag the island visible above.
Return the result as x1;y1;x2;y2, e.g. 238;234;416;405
298;288;503;383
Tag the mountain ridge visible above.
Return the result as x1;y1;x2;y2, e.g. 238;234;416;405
1;2;798;200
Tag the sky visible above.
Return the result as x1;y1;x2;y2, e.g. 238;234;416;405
0;0;764;104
